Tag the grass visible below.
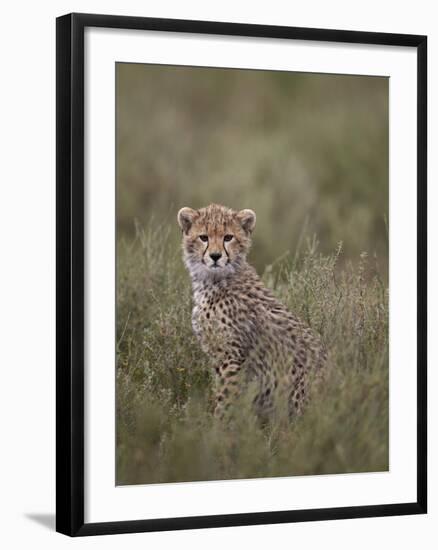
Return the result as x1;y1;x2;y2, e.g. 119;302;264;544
116;222;388;485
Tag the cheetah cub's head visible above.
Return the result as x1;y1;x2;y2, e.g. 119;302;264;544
177;203;256;281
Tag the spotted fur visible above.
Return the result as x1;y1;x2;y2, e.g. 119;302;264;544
178;203;327;421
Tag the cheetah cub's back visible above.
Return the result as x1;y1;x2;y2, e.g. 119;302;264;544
178;203;327;420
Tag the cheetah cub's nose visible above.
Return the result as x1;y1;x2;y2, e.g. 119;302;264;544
209;252;222;263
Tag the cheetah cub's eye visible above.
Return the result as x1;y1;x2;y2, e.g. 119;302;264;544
199;235;209;242
224;234;233;242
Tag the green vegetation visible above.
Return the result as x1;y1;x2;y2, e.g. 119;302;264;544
116;225;388;484
116;64;389;485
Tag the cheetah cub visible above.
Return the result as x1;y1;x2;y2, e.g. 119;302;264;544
178;203;327;421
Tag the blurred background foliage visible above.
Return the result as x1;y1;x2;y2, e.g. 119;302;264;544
117;63;388;271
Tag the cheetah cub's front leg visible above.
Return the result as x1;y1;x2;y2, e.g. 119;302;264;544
213;363;242;420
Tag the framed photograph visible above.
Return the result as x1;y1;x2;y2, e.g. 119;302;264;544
56;13;427;536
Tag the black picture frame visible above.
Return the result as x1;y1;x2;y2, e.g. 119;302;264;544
56;12;427;537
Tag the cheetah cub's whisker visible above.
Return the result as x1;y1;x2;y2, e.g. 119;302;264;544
178;203;327;421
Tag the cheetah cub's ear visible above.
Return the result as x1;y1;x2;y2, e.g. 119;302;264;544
237;209;256;234
177;207;197;234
